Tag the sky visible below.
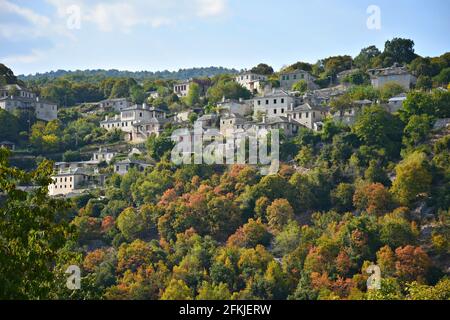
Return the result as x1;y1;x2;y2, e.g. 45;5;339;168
1;0;449;75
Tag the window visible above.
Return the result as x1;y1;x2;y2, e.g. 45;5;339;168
274;99;277;104
306;112;309;118
281;108;285;114
274;109;277;114
265;100;269;105
313;112;316;118
257;100;261;105
116;166;119;171
294;75;297;80
281;98;284;103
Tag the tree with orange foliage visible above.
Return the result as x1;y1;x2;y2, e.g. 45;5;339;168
395;245;431;283
227;218;272;248
353;182;392;216
266;199;295;233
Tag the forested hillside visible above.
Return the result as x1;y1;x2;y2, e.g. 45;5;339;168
1;37;449;300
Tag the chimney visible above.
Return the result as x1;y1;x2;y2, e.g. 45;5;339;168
36;97;39;102
105;116;109;121
262;116;266;124
239;98;243;103
222;96;226;103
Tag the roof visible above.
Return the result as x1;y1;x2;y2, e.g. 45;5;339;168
353;99;373;105
116;159;151;166
388;93;407;102
368;65;411;78
221;113;245;120
292;103;329;112
121;104;165;112
337;69;360;77
132;117;169;126
256;89;292;98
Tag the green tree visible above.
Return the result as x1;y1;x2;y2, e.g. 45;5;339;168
161;279;193;300
353;105;403;158
0;149;71;299
184;82;201;107
251;63;274;75
391;152;432;205
354;45;381;70
383;38;417;65
0;109;19;142
291;80;308;93
402;114;433;149
116;207;151;240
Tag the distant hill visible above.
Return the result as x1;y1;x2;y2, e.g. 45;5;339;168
18;67;240;82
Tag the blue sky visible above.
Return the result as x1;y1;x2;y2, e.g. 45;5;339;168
1;0;449;75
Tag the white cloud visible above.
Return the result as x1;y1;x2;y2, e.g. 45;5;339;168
196;0;226;17
0;49;45;64
45;0;227;32
0;0;50;28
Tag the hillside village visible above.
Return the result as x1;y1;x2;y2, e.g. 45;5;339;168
1;37;450;300
2;47;443;198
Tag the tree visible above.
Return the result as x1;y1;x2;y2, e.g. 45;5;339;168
353;105;403;158
161;279;193;300
146;132;175;161
227;218;272;248
380;209;418;248
0;109;19;142
331;183;355;212
196;281;232;300
376;245;396;277
0;149;71;299
380;82;406;101
184;82;201;107
391;152;432;205
116;207;150;240
353;182;392;216
395;246;431;283
434;67;450;86
291;80;308;93
416;76;433;91
383;38;417;65
354;45;381;70
0;63;19;85
207;77;252;103
130;85;146;104
266;199;294;232
399;91;435;122
402;114;433;149
251;63;274;75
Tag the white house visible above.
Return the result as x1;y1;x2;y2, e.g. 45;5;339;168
387;93;407;113
287;103;329;131
114;159;151;175
217;98;252;116
91;148;117;164
253;89;298;119
100;103;168;142
48;167;105;197
235;72;268;94
98;98;132;111
0;85;57;121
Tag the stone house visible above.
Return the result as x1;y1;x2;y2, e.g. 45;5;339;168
368;64;416;90
279;69;317;90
